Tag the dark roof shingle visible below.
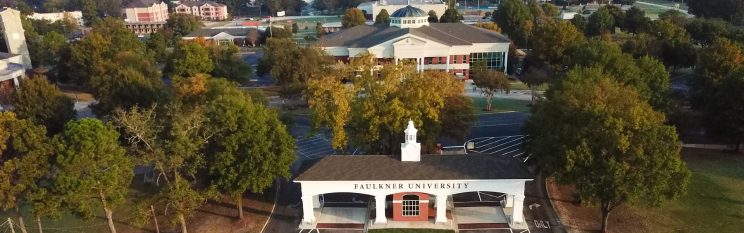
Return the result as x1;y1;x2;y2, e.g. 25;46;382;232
317;23;510;48
295;154;532;181
126;0;161;8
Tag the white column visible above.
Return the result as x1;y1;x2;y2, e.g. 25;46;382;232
12;77;20;88
511;194;525;224
301;196;315;224
312;195;321;208
435;194;447;223
505;194;514;208
502;51;509;73
445;56;450;72
375;195;387;224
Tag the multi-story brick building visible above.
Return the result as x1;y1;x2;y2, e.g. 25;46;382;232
123;0;169;35
174;1;229;21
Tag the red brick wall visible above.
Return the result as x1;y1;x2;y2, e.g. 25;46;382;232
392;192;429;221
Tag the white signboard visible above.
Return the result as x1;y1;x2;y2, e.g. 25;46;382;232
276;11;285;17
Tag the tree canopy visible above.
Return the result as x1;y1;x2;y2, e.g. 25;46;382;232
375;9;390;25
53;118;133;233
687;0;744;24
586;7;615;36
11;77;75;135
493;0;532;44
524;67;690;233
342;8;366;28
531;20;584;71
307;53;466;154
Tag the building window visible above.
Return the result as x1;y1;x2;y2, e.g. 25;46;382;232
402;195;420;216
470;52;505;70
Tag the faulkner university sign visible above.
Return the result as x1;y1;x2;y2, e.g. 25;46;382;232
353;182;470;190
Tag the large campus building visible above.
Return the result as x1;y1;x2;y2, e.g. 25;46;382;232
123;0;169;35
174;1;229;21
317;5;510;79
0;8;31;102
295;121;533;231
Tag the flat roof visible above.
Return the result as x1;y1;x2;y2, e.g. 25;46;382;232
295;154;532;181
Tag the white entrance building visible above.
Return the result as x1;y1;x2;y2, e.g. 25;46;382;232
294;121;533;231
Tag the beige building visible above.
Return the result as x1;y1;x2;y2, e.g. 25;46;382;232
29;11;84;27
358;0;447;21
123;0;169;35
318;5;510;80
174;1;229;21
0;8;31;102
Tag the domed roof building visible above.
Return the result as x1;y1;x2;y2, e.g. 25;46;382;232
318;5;512;79
390;5;429;28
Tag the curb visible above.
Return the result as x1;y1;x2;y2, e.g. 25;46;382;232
260;180;280;233
542;175;568;233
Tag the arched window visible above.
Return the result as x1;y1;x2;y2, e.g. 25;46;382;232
402;194;420;216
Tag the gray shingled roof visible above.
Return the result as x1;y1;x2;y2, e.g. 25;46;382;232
177;1;226;7
126;0;161;8
317;23;510;48
295;154;532;181
185;28;255;37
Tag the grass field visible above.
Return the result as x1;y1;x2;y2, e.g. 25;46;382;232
549;148;744;233
368;229;456;233
634;0;688;19
0;177;275;233
470;96;532;113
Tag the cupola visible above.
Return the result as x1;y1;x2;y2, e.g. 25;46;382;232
390;5;429;28
400;120;421;162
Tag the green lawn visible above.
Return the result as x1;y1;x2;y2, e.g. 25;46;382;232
470;96;532;113
368;229;455;233
626;148;744;233
509;81;548;91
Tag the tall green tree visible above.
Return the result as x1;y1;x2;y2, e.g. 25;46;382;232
687;0;744;24
493;0;532;40
341;8;366;28
439;8;463;23
570;14;587;32
307;54;464;153
209;44;253;84
427;10;439;23
53;119;133;233
658;9;687;27
375;9;390;25
258;38;333;99
471;69;511;112
11;77;75;135
685;18;731;47
648;19;697;71
531;20;584;71
0;112;55;233
524;67;690;233
113;95;214;233
204;79;295;219
565;39;671;111
586;7;615;36
165;14;204;38
623;6;649;34
692;37;743;108
90;51;164;115
704;74;744;150
169;41;214;78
